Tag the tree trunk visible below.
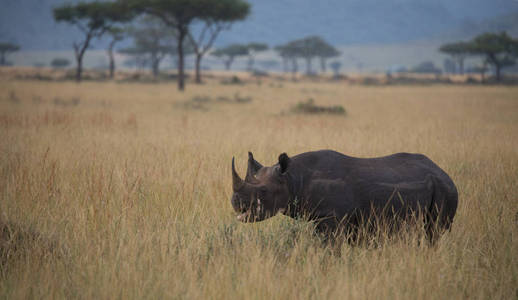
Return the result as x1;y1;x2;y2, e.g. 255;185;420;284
75;53;83;82
73;33;92;83
177;27;186;91
108;40;116;79
320;57;326;73
291;58;298;80
281;57;288;73
224;57;233;70
195;54;202;83
305;57;312;75
458;58;464;75
152;58;159;78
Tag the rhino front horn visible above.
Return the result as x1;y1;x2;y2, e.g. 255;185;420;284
232;157;244;191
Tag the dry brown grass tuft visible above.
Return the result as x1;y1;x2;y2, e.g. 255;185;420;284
0;76;517;299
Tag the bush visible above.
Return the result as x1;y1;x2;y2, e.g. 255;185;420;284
51;58;71;69
221;75;243;85
291;98;346;115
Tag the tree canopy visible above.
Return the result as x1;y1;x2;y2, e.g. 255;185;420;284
275;36;340;74
54;2;132;35
54;1;133;81
469;32;518;80
439;32;518;80
127;17;177;77
123;0;250;90
212;44;249;70
439;41;472;74
245;42;268;71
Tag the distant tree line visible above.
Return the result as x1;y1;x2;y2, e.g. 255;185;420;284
50;1;350;88
274;36;340;77
440;32;518;81
53;0;250;90
209;36;342;78
211;42;268;71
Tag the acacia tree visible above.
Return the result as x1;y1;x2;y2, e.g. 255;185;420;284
469;32;518;81
296;37;318;75
316;39;340;73
245;42;268;71
54;2;132;82
282;36;333;75
274;45;290;73
124;0;250;91
439;41;472;75
126;16;177;77
274;43;300;79
106;27;125;78
187;0;249;84
119;47;149;71
0;42;20;66
211;44;249;70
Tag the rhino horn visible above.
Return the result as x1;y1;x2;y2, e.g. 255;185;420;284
232;157;244;191
245;151;263;182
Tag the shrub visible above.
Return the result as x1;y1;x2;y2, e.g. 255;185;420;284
51;58;71;69
221;75;243;85
291;98;346;115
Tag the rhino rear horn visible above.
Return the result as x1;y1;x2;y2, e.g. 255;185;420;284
245;151;263;181
232;157;244;191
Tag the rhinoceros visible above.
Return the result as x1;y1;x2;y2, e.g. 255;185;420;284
231;150;458;242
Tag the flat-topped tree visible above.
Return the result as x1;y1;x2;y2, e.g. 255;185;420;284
0;42;20;66
315;38;340;73
439;41;472;75
126;16;177;77
245;43;268;71
469;32;518;81
282;36;326;75
54;2;132;82
274;43;300;79
124;0;250;90
211;44;249;70
187;0;250;83
119;46;149;70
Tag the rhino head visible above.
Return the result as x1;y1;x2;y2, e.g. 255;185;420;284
231;152;292;222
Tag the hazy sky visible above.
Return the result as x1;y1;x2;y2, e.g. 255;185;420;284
1;0;517;50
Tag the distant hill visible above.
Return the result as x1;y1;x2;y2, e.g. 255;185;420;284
1;0;518;50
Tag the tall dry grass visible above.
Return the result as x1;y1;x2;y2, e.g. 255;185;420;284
0;77;517;299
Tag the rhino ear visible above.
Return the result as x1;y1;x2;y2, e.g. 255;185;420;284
278;153;290;174
246;151;263;181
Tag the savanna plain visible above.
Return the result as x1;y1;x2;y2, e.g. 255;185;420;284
0;73;517;299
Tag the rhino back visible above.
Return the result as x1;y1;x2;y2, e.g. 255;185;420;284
291;150;451;184
289;150;457;223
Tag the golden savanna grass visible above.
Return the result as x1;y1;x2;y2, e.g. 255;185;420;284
0;74;517;299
